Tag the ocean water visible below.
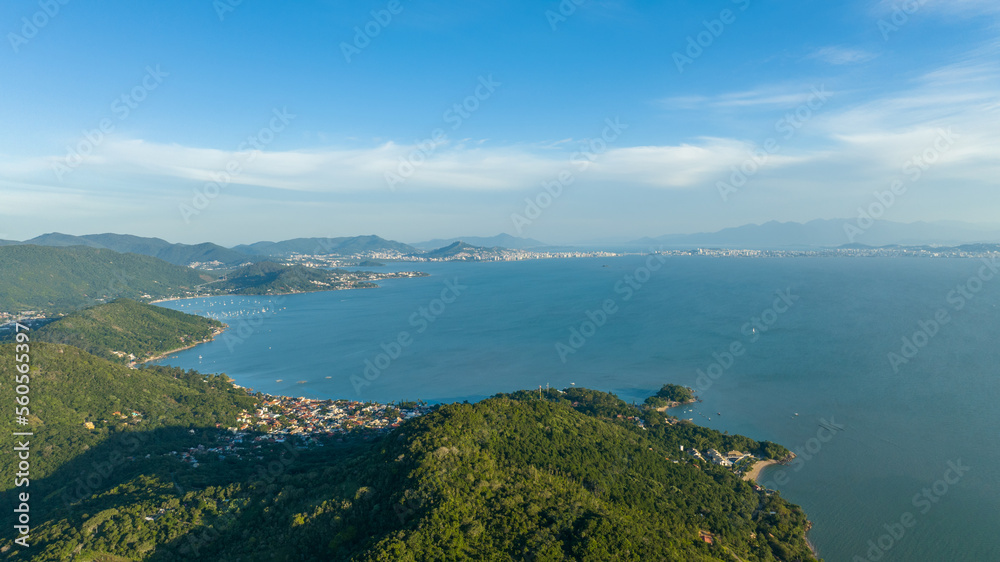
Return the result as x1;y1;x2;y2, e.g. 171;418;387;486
153;256;1000;561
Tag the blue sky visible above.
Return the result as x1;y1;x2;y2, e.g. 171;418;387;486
1;0;998;245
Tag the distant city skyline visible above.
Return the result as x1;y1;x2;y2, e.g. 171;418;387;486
2;1;998;245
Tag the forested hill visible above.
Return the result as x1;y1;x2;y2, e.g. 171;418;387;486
21;299;224;363
232;235;418;257
21;233;251;268
1;367;818;560
0;245;212;315
215;261;378;295
0;343;258;492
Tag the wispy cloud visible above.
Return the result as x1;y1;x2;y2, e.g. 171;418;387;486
1;135;811;196
2;42;999;237
660;86;834;110
808;46;877;65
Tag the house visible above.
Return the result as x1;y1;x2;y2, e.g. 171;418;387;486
706;449;733;467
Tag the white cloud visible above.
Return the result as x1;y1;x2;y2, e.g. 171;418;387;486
1;134;814;196
2;43;998;235
661;86;835;109
808;46;877;65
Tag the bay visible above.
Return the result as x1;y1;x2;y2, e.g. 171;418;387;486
153;256;1000;561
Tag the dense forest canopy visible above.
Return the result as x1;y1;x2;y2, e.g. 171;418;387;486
644;384;697;408
0;245;211;314
11;299;224;363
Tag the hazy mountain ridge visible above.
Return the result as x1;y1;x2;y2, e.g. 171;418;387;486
233;235;418;257
20;233;251;267
411;233;546;250
419;241;496;259
639;219;1000;249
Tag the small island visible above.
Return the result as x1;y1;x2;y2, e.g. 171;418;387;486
644;383;698;411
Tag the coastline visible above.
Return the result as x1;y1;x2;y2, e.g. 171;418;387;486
656;397;699;412
147;283;386;306
805;533;819;559
138;327;225;364
742;459;780;482
741;457;820;559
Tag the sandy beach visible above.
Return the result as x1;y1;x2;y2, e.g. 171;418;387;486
742;459;780;482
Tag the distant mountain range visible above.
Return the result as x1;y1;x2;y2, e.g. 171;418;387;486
9;221;1000;270
233;235;418;257
411;233;546;250
14;233;251;267
420;241;488;259
1;234;421;266
0;245;211;314
4;232;528;265
633;220;1000;249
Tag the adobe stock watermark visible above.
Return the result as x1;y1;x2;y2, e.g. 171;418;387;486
179;107;295;222
695;288;798;392
51;65;168;181
878;0;930;41
220;303;283;353
844;128;958;243
852;459;970;562
8;0;71;53
761;417;846;489
544;0;589;31
385;75;501;191
888;257;999;373
673;0;751;73
340;0;404;63
351;278;467;394
511;117;627;234
213;0;244;22
718;85;831;202
219;236;363;352
556;252;665;363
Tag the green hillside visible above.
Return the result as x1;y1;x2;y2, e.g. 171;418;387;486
23;299;224;363
644;384;697;408
233;235;418;257
423;240;482;258
0;364;817;561
216;261;377;295
0;343;258;492
22;233;252;267
0;245;212;315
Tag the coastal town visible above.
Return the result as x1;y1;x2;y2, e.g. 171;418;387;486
284;247;626;267
165;394;436;468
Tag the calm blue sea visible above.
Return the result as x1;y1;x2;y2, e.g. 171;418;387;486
153;256;1000;561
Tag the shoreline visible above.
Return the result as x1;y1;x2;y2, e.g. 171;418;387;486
656;397;699;412
805;533;819;559
138;327;226;365
742;459;780;482
741;457;820;559
146;281;396;306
